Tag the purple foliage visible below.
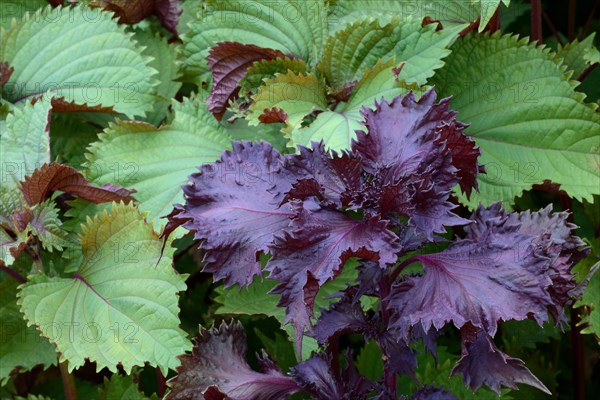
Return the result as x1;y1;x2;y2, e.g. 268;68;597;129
168;90;588;398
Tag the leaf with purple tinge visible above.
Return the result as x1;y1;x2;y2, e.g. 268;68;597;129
451;326;550;395
154;0;182;34
207;42;287;120
168;141;295;287
166;321;301;400
267;199;399;349
290;353;373;400
91;0;182;35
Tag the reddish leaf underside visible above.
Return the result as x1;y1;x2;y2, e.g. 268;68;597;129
19;163;135;206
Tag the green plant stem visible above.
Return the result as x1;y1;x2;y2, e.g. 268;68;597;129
531;0;543;44
59;360;77;400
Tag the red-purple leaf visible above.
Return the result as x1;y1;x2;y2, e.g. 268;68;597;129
351;90;474;239
389;211;554;338
467;203;589;324
208;42;287;120
166;321;301;400
170;141;295;287
451;326;550;395
285;142;363;208
19;163;135;206
435;120;481;198
91;0;182;35
267;199;399;348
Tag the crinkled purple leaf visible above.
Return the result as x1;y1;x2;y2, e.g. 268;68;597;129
411;385;458;400
451;326;550;395
389;211;554;338
166;321;301;400
352;90;458;177
466;203;588;324
515;206;588;323
285;142;363;208
267;199;399;348
169;141;295;287
290;353;373;400
376;330;418;379
313;292;371;345
208;42;287;120
351;91;472;239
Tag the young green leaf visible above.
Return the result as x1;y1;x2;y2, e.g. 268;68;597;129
0;5;158;118
85;96;232;230
239;57;308;96
248;71;328;130
478;1;510;32
432;32;600;207
575;262;600;336
319;18;463;90
18;202;192;373
290;59;405;152
554;33;600;79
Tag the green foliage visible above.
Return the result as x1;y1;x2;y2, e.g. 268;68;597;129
554;33;600;78
319;18;463;89
18;202;192;373
0;5;157;118
99;374;157;400
214;261;361;360
432;32;600;207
